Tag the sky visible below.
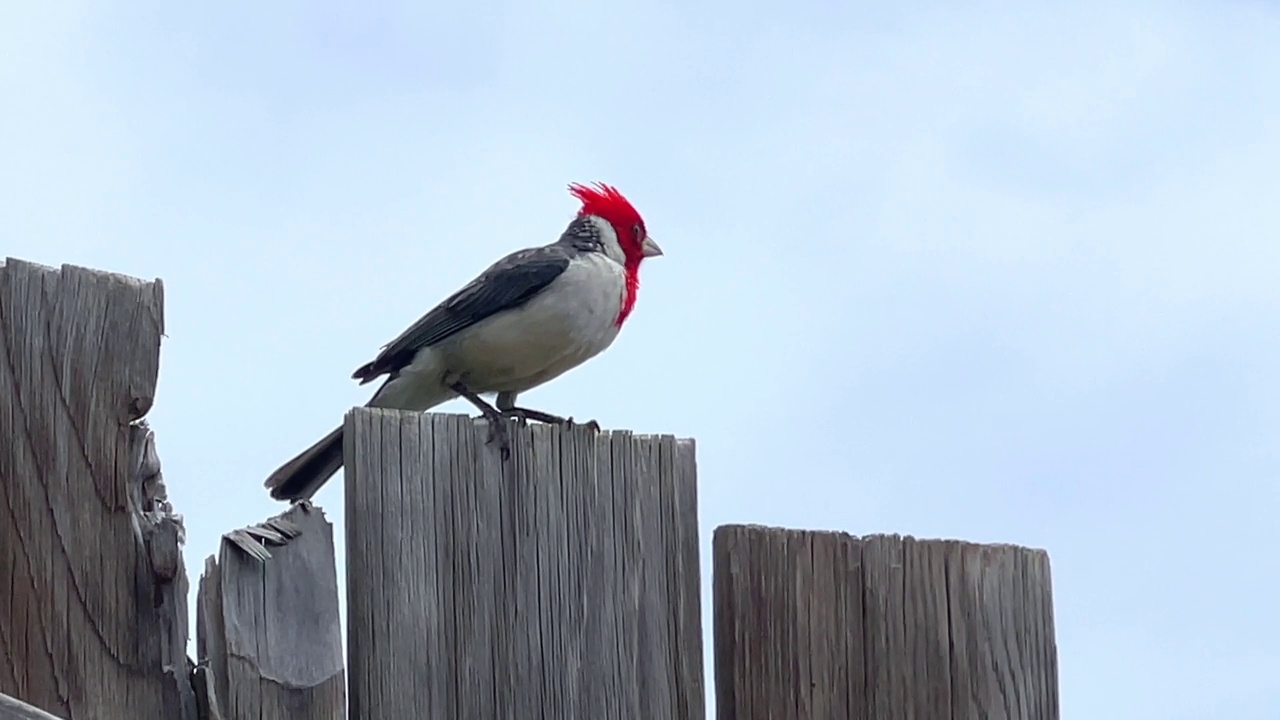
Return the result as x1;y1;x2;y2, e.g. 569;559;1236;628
4;1;1279;717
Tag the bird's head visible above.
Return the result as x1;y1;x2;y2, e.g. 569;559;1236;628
568;182;663;269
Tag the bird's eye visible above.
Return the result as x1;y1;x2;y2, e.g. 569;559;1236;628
632;223;643;240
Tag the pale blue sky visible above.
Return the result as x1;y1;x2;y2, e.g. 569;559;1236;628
5;2;1279;718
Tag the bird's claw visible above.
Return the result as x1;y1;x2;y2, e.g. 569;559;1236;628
478;406;600;460
449;380;513;461
501;407;600;432
500;407;564;425
564;417;601;433
482;415;512;461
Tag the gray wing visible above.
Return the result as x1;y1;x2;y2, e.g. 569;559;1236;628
351;245;574;383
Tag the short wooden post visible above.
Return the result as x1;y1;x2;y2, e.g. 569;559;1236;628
0;259;195;719
713;525;1059;720
195;504;346;720
342;408;705;720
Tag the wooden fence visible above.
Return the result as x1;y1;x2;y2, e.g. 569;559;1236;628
0;258;1060;719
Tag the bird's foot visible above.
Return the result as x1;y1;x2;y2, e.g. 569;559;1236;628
449;380;512;461
501;407;566;425
482;415;512;461
502;407;601;433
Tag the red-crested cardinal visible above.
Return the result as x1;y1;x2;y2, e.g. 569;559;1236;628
264;182;663;501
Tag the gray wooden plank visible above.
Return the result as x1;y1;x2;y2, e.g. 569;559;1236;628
713;525;1059;720
560;422;601;717
342;408;376;719
863;534;907;719
591;422;624;720
902;538;953;719
609;428;644;718
669;439;706;720
344;408;705;720
476;414;517;720
530;422;568;716
0;259;193;719
440;412;494;720
419;412;448;718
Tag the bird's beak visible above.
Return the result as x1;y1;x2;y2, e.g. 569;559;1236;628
641;235;664;258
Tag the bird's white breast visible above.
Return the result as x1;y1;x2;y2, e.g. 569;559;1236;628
433;252;628;394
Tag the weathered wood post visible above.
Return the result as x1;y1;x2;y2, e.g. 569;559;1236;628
0;692;67;720
0;259;195;719
342;408;705;720
195;505;346;720
712;525;1059;720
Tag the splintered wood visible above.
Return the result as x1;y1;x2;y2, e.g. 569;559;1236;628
196;504;346;720
342;409;705;720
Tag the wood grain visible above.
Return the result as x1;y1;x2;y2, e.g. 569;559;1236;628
0;258;194;719
196;504;345;720
0;691;66;720
713;525;1058;720
343;408;705;720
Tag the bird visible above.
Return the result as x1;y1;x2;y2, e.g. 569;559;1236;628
263;182;663;502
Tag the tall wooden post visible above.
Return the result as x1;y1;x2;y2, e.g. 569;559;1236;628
341;408;706;720
0;259;195;719
713;525;1059;720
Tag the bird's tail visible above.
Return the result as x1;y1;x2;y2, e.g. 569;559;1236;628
263;425;345;502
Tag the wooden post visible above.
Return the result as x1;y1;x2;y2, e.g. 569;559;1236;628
196;504;346;720
0;259;195;719
0;692;67;720
713;525;1059;720
342;408;705;720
